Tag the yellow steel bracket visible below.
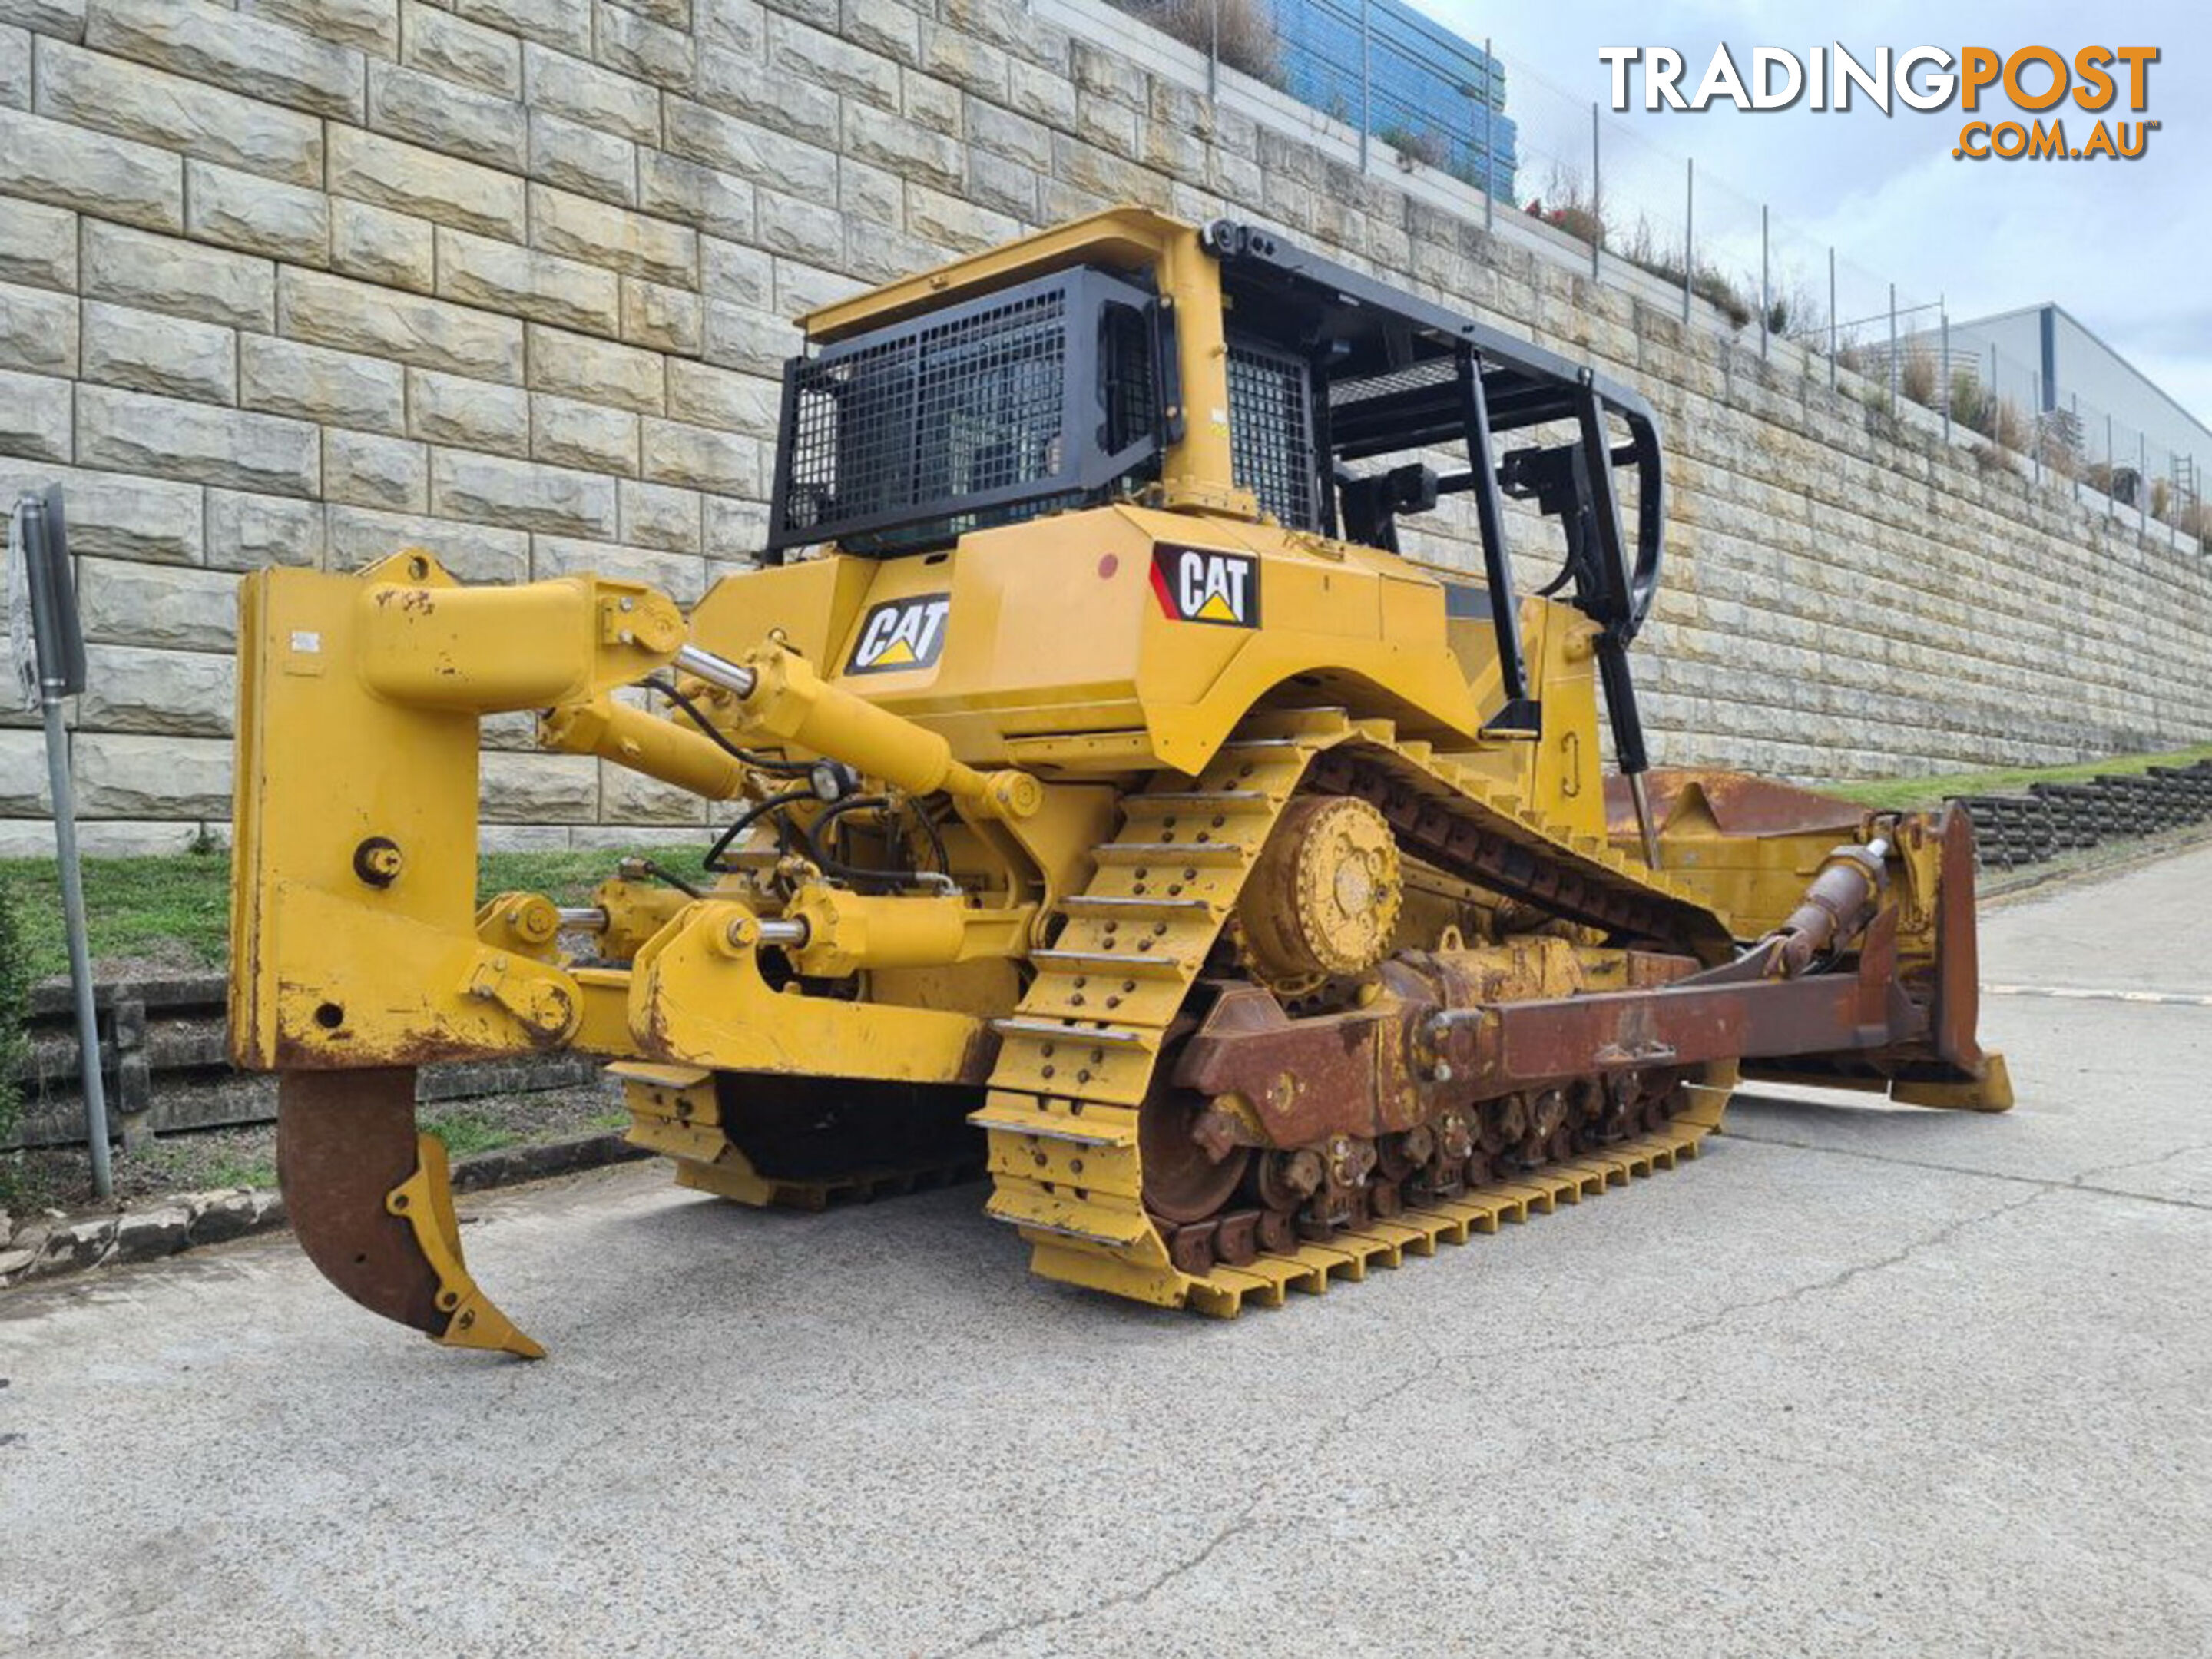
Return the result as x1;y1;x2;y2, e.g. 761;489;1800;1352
386;1135;545;1360
631;901;994;1083
460;947;582;1046
476;891;564;962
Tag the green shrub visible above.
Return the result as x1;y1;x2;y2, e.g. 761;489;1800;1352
0;880;28;1149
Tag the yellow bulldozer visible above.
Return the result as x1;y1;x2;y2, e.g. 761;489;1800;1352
228;209;2010;1357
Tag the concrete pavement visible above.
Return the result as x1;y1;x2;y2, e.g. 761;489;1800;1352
5;849;2210;1657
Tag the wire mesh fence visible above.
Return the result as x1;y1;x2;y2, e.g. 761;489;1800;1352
1104;0;2206;550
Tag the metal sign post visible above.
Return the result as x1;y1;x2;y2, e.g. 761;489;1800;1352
11;487;107;1197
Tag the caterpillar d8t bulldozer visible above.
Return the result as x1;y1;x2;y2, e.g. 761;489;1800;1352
229;209;2011;1357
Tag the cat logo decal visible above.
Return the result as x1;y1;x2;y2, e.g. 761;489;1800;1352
846;593;952;674
1151;545;1259;628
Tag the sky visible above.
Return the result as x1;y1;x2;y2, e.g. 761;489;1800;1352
1411;1;2210;429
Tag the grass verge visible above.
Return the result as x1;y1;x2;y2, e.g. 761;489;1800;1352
1820;744;2212;814
0;843;690;982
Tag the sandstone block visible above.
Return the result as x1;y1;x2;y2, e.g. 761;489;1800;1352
74;734;233;827
325;428;429;510
699;237;771;307
840;104;963;192
0;106;180;232
328;126;527;242
0;196;75;290
79;385;320;496
926;15;1012;101
79;643;233;736
701;492;766;559
608;0;688;28
36;37;324;186
0;368;69;462
408;367;531;454
520;38;659;141
600;759;707;824
904;184;1018;254
770;15;896;108
0;727;51;813
694;0;760;53
1005;57;1075;129
330;199;436;293
620;279;701;357
845;2;919;67
838;224;947;287
665;359;777;436
81;300;236;404
523;323;664;414
1075;94;1137;161
640;417;757;495
34;1216;114;1275
700;299;797;377
0;280;78;375
592;0;692;91
75;729;232;816
756;187;840;264
82;220;274;333
0;463;202;563
967;151;1038;223
899;65;962;137
636;151;755;243
0;23;27;107
280;268;524;382
438;227;621;335
240;335;407;432
368;59;526;171
531;531;704;603
529;111;636;205
458;0;590;56
694;45;836;143
530;184;699;286
480;750;597;822
966;94;1051;171
838;156;902;227
206;488;325;569
429;447;618;537
77;558;237;645
618;477;699;550
662;97;837;199
238;0;400;58
478;824;575;851
1071;38;1145;106
184;161;330;267
87;0;366;120
400;0;519;94
531;392;638;474
326;502;528;582
770;255;859;319
943;0;1025;50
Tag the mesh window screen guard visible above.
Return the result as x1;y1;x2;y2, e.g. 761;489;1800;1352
1228;339;1318;531
769;268;1164;557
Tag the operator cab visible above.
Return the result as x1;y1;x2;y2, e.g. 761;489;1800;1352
763;212;1671;809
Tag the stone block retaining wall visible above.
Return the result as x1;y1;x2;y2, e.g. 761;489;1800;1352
0;0;2203;853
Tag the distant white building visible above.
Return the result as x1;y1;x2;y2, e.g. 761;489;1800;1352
1938;303;2207;508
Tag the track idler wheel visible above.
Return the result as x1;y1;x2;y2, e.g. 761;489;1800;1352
1137;1060;1253;1226
278;1070;543;1360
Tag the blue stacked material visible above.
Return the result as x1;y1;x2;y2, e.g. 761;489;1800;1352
1267;0;1517;197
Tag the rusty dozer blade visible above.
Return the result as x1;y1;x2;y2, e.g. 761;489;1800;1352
277;1069;545;1359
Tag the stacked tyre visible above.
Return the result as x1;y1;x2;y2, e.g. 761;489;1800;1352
1949;757;2212;870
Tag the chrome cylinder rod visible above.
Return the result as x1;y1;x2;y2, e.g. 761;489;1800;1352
674;643;756;699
